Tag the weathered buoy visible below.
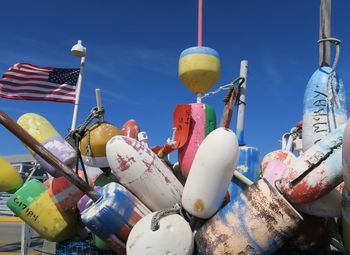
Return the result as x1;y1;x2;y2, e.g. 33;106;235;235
302;67;347;151
278;123;345;204
195;179;302;255
17;113;76;177
7;179;76;241
261;150;296;185
127;210;193;255
228;145;259;200
182;127;239;219
81;182;151;243
178;102;216;178
46;176;84;211
0;156;23;193
121;119;140;139
80;121;123;168
178;46;220;94
106;136;183;211
342;188;350;253
342;118;350;191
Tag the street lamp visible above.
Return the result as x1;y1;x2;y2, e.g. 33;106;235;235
70;40;86;131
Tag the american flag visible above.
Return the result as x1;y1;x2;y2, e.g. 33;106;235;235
0;62;80;103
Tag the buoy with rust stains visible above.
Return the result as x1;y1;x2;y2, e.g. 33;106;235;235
195;179;302;254
17;113;76;177
278;123;345;204
182;127;239;219
81;182;151;243
106;136;183;211
127;210;193;255
0;156;23;193
80;122;123;168
178;102;216;178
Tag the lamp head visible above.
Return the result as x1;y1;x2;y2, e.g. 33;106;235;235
71;40;86;58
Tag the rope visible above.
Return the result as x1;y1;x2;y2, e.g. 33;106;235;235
201;76;244;100
150;204;182;231
317;38;342;131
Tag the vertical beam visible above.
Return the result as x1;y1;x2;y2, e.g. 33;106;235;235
236;60;248;146
319;0;331;67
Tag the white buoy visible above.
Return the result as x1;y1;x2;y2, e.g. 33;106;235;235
182;127;239;219
127;211;193;255
106;136;183;211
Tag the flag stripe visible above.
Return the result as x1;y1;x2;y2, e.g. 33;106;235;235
0;93;75;103
18;63;53;72
0;85;76;97
0;62;79;104
0;79;76;91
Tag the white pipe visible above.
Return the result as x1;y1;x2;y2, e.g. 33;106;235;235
71;54;86;131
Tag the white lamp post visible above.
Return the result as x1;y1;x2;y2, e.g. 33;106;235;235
70;40;86;131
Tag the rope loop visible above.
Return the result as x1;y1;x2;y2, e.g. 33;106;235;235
150;204;182;231
200;76;245;100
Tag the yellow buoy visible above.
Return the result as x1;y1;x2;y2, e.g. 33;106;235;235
80;122;123;168
0;157;23;193
178;46;220;94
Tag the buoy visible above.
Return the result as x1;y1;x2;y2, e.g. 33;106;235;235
17;113;76;177
178;102;216;178
178;46;220;94
182;127;239;219
195;179;302;255
81;182;151;243
228;145;259;200
121;119;140;139
261;150;296;185
342;118;350;191
0;156;23;193
278;123;345;204
47;176;84;211
127;209;193;255
7;179;76;241
106;136;183;211
302;67;347;151
80;121;123;168
342;188;350;253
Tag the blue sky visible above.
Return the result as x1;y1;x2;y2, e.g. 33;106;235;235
1;1;350;161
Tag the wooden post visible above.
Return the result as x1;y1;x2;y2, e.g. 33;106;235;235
319;0;331;67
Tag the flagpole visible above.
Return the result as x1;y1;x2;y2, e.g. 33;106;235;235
70;40;86;131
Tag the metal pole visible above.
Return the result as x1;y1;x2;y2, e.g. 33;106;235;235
21;223;32;255
236;60;248;146
319;0;331;67
95;88;104;122
71;44;86;131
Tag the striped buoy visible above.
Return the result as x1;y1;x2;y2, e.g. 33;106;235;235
178;46;220;94
178;103;216;178
17;113;76;177
7;179;76;241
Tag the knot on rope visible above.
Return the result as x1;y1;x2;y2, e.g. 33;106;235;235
150;204;182;231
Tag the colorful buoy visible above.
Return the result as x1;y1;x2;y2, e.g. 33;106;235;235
178;103;216;178
80;121;123;168
7;179;76;242
17;113;76;177
0;156;23;193
178;46;220;94
121;119;140;139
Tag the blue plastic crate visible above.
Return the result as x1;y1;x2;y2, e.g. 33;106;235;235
56;240;115;255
